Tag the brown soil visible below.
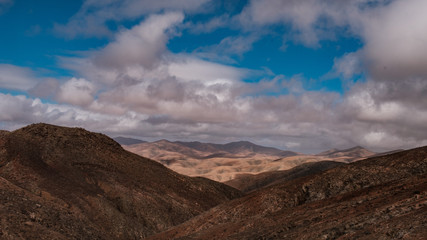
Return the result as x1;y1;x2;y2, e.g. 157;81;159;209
225;161;344;193
150;146;427;239
0;123;242;239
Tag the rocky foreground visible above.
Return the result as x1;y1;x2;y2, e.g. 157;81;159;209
0;124;241;239
0;123;426;239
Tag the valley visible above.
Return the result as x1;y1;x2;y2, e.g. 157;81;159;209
0;124;425;239
122;139;376;182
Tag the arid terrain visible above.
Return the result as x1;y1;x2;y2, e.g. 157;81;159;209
225;161;345;193
123;139;376;181
150;146;427;239
0;124;241;239
0;124;426;239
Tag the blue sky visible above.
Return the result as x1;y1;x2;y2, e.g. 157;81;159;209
1;0;360;92
0;0;426;153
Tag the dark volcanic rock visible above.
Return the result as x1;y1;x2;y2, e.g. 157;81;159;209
151;146;427;239
0;123;242;239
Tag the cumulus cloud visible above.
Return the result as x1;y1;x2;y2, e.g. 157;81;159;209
192;34;261;63
56;78;96;107
54;0;210;38
360;0;427;80
0;64;39;91
0;93;144;133
0;94;45;123
62;12;185;87
333;51;364;79
167;57;246;85
238;0;350;47
3;1;427;154
93;12;184;70
55;11;252;128
29;78;60;99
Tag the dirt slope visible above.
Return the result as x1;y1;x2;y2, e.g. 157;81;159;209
225;161;344;193
0;123;242;239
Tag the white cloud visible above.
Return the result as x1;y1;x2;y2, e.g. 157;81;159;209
4;1;427;154
93;12;184;70
238;0;351;47
241;0;427;82
0;64;38;91
56;78;96;106
29;78;60;99
193;34;261;62
360;0;427;80
0;94;45;122
167;57;245;85
54;0;210;38
333;51;363;79
57;12;251;126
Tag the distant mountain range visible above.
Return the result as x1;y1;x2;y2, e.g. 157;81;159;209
122;139;378;181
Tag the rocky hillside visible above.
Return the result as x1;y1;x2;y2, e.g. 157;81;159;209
150;146;427;239
0;124;242;239
316;146;375;162
225;161;344;193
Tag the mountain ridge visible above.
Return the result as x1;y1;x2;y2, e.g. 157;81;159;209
225;161;345;193
0;123;242;239
150;145;427;239
113;136;146;145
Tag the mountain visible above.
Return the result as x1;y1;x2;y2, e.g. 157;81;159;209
124;140;299;181
0;124;242;239
176;140;297;157
124;141;378;182
150;146;427;239
113;136;146;145
316;146;375;162
225;161;345;193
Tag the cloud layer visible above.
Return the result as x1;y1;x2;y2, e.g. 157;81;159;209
1;0;427;153
54;0;209;38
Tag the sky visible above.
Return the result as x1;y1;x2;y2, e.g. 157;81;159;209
0;0;427;153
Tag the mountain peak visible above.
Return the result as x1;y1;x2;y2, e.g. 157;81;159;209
155;139;173;144
345;146;366;151
13;122;123;154
315;145;375;161
228;140;254;145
